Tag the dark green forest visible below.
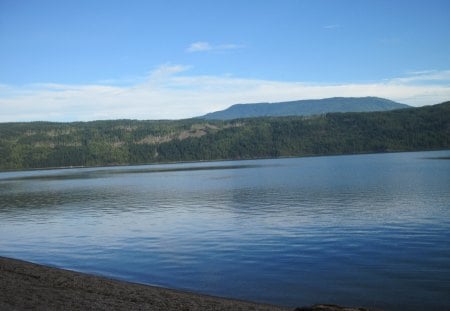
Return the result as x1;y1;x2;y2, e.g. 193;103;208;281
0;102;449;170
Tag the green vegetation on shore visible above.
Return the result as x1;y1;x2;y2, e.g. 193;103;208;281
0;102;449;170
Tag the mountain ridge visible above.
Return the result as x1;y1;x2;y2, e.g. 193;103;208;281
200;96;410;120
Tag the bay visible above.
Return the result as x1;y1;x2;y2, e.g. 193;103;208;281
1;150;449;310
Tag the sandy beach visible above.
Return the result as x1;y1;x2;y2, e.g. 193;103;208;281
0;256;372;311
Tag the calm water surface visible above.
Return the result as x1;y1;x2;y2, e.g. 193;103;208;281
1;151;449;310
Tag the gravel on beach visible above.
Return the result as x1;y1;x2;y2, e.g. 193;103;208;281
0;256;373;311
0;256;289;310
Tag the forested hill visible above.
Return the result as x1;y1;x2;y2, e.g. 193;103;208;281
199;97;409;120
0;101;449;171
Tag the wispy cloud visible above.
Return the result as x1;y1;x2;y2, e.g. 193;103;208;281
147;64;191;79
216;43;244;50
323;24;341;30
389;70;450;84
186;42;213;52
186;41;243;53
1;66;449;122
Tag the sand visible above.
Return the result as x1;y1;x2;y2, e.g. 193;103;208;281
0;256;372;311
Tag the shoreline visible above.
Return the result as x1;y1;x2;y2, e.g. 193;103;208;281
0;256;288;311
0;256;373;311
1;148;448;173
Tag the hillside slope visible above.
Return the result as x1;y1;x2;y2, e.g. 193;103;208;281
200;97;410;120
0;101;448;170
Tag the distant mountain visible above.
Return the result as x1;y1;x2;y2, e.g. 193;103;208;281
199;97;410;120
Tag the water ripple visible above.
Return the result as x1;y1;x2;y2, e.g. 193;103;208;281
1;151;450;311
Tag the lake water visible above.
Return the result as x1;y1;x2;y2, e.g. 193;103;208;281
1;151;449;310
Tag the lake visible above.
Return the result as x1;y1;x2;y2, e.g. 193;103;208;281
1;150;449;310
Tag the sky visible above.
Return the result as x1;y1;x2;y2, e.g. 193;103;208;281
1;0;450;122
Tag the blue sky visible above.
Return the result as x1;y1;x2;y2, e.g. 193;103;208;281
1;0;450;121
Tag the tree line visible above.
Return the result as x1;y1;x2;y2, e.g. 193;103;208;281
0;102;449;170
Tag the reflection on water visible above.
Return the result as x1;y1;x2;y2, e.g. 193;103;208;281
1;151;450;310
0;163;265;181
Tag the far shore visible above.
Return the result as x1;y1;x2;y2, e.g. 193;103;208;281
0;256;374;311
1;148;448;174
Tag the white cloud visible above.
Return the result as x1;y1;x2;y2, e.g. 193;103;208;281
1;67;449;122
146;64;191;82
186;42;212;52
186;41;243;53
389;70;450;84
